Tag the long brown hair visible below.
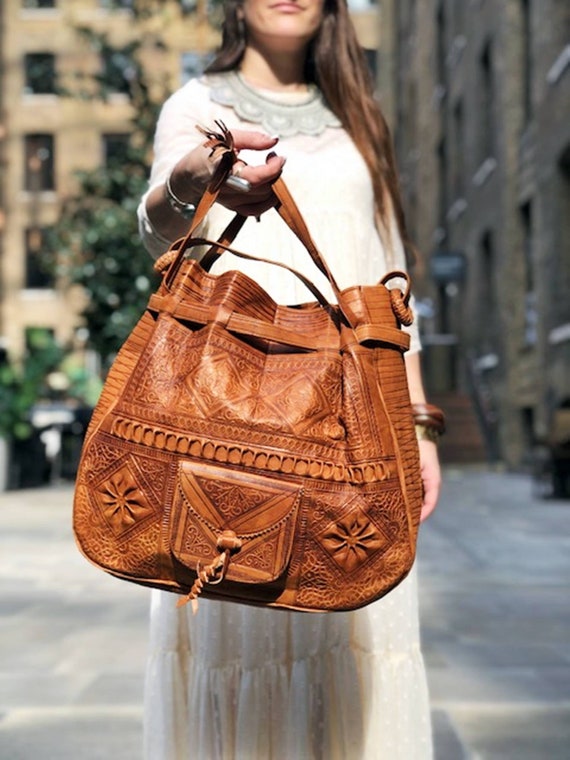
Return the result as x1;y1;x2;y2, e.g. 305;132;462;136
206;0;414;263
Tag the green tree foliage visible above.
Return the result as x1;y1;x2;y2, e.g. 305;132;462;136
50;0;221;368
52;141;159;368
50;15;162;366
0;330;63;440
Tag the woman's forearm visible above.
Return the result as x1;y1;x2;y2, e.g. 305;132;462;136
145;130;287;243
405;351;427;405
145;146;214;241
405;351;442;520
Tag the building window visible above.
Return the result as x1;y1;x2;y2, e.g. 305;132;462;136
102;133;130;167
24;134;55;191
521;0;533;123
479;231;497;350
362;48;378;79
520;201;536;346
22;0;56;10
25;228;54;289
436;2;447;90
479;41;495;162
99;0;134;9
24;53;56;95
558;146;570;314
22;0;56;8
101;50;133;95
452;100;465;198
520;406;536;460
347;0;379;7
437;138;449;234
181;52;212;84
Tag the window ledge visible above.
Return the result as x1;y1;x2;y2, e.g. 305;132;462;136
446;198;468;223
22;93;59;102
549;323;570;345
446;35;467;69
432;84;447;109
21;288;57;299
107;93;130;103
20;10;60;20
472;157;497;187
432;227;447;246
546;44;570;85
20;191;58;201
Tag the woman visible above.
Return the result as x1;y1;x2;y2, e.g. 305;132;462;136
138;1;441;757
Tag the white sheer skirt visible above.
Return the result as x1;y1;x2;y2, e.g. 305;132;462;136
143;565;432;759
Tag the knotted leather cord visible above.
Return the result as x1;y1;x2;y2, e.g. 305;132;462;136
177;530;242;611
163;121;238;290
380;272;414;326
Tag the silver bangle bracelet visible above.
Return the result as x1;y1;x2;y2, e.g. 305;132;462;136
164;172;196;219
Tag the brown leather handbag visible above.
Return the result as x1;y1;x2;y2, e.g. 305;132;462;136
73;134;423;613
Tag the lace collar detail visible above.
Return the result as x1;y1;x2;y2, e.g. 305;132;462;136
205;71;342;138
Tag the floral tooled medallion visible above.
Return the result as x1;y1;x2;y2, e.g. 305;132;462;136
320;507;389;573
97;464;154;536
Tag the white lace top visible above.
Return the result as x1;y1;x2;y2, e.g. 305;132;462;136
137;73;420;353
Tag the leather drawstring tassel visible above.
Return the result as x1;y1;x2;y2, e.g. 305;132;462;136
177;530;242;612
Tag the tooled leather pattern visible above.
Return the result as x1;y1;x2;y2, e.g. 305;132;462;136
74;262;422;611
125;318;346;445
109;416;392;485
320;507;391;574
97;464;155;535
75;483;163;579
197;478;271;522
170;464;301;582
295;488;410;609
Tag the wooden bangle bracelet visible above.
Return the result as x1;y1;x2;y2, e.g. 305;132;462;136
411;403;446;435
415;424;442;444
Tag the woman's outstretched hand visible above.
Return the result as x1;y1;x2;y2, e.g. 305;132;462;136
169;128;286;220
217;130;287;217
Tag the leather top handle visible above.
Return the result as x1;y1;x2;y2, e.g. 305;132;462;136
162;123;405;329
163;172;337;290
163;174;361;323
181;236;334;311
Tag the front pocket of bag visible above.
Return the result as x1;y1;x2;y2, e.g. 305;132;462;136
170;461;302;583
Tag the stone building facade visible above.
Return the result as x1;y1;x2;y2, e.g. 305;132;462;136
0;0;379;362
378;0;570;467
0;0;220;359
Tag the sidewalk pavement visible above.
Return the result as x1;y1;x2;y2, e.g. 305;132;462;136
0;467;569;759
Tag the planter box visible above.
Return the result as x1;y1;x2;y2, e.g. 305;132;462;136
2;434;50;491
